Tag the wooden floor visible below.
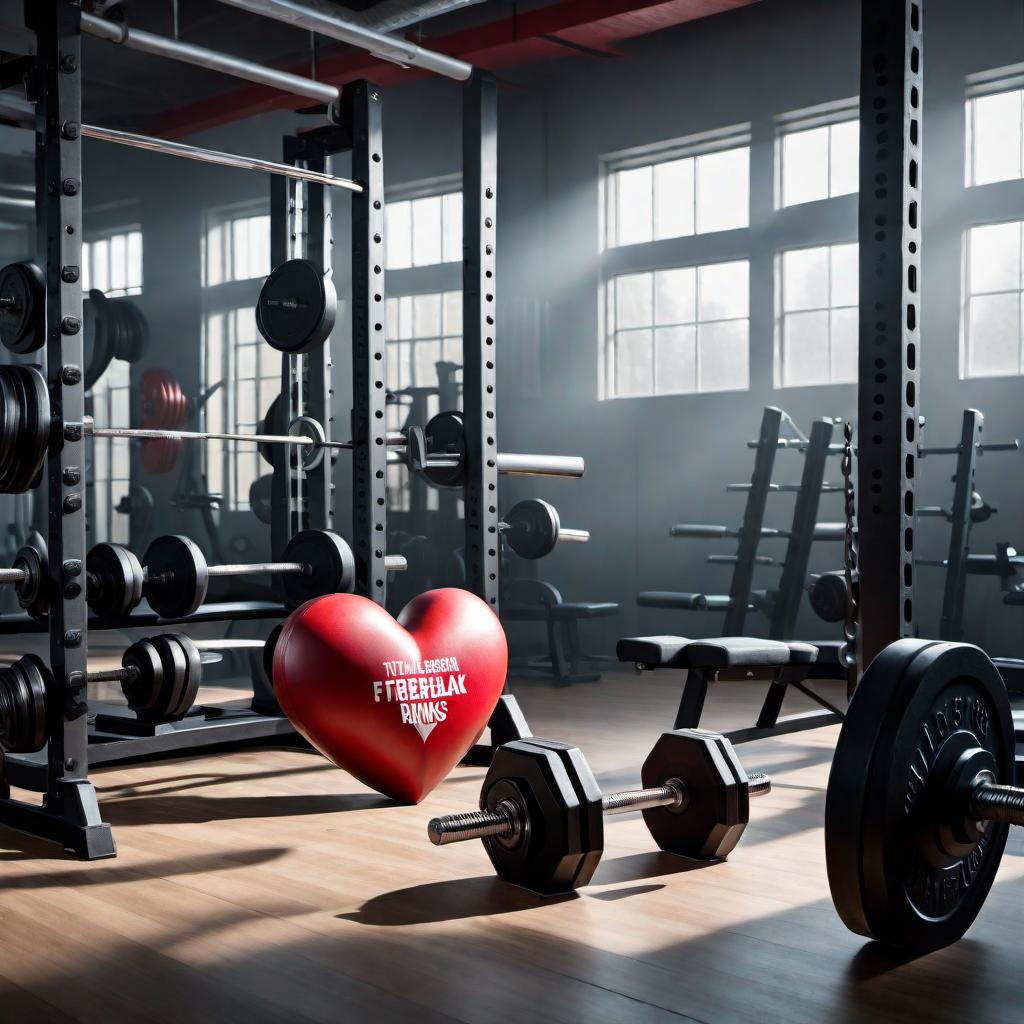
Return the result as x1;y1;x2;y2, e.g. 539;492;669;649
2;668;1024;1024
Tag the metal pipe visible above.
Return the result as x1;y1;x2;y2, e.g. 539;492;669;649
213;0;473;81
80;124;362;191
495;453;585;478
558;528;590;544
81;12;340;105
205;560;306;578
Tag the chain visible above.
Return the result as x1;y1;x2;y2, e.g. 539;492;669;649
839;422;859;692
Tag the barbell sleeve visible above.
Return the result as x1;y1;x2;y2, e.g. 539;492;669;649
558;528;590;544
495;453;585;478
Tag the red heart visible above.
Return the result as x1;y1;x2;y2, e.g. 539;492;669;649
273;588;508;803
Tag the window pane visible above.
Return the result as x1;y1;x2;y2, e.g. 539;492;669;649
655;267;696;326
413;292;442;336
830;307;858;383
698;320;748;391
654;325;696;394
972;91;1023;186
829;120;859;197
236;342;256;379
616;328;654;396
414;339;443;386
653;158;695;240
442;192;462;262
386;200;412;270
830;243;859;307
443;290;462;335
696;147;749;233
412;195;443;266
969;292;1020;375
110;233;127;293
782;126;829;207
783;310;830;387
614;165;654;246
386;297;401;338
698;260;748;321
615;272;653;330
783;246;829;311
93;238;110;294
970;221;1021;293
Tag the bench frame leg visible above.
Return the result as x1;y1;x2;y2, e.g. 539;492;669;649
673;670;710;729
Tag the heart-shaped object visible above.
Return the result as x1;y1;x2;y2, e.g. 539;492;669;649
273;588;508;803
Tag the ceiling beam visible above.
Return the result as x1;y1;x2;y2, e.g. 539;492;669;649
154;0;758;137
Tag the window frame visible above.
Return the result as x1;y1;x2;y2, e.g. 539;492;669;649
774;101;859;210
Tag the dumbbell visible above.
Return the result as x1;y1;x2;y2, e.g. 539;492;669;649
808;570;849;623
826;637;1024;953
0;534;50;619
86;529;383;619
500;499;590;560
0;633;203;753
427;729;770;894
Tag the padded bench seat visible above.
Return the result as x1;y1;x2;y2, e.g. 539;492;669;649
637;591;708;610
504;601;620;622
617;635;818;670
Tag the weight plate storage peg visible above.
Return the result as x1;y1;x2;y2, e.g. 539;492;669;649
0;262;45;354
825;638;1016;952
256;259;337;354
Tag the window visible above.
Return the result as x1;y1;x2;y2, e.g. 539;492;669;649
778;119;858;207
966;87;1024;187
385;192;462;270
605;142;750;248
962;221;1024;377
201;204;276;511
775;243;858;387
82;227;142;297
89;359;131;543
386;291;462;391
605;260;749;397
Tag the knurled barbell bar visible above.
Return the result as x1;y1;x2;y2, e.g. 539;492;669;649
426;729;770;895
825;637;1024;953
86;529;388;620
0;633;203;753
500;498;589;560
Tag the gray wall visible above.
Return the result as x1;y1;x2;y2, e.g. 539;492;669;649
76;0;1024;655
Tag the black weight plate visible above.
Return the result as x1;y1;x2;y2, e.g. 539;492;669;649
504;499;560;560
825;639;1013;952
141;634;188;723
259;396;283;467
1;655;49;753
122;300;149;362
280;529;355;609
144;534;209;619
12;365;48;495
0;368;20;494
256;259;335;354
249;474;273;524
87;542;145;620
167;633;202;719
262;622;283;688
84;289;114;391
13;536;48;619
422;411;466;488
5;363;32;495
121;639;164;716
0;262;45;354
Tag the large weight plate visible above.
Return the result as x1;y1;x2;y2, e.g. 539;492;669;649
83;289;114;390
168;634;202;718
825;639;1014;952
504;499;560;560
0;262;45;354
87;542;145;620
249;474;273;524
259;396;284;467
6;365;36;494
256;259;336;354
21;365;49;494
280;529;355;608
0;368;20;494
144;534;210;619
13;534;48;620
0;655;49;753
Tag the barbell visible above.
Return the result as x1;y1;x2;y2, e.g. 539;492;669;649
427;729;770;894
501;499;590;560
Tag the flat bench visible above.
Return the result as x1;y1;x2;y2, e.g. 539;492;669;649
616;633;846;741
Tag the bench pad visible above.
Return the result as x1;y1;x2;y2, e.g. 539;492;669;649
617;635;818;669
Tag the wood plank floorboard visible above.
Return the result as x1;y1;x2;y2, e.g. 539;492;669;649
2;668;1022;1023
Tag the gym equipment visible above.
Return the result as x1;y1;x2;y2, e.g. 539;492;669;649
501;499;589;560
83;288;149;389
256;258;337;353
0;363;48;494
0;534;50;620
826;637;1021;952
137;367;188;476
249;474;274;524
87;528;368;620
426;729;770;894
0;632;203;753
273;589;508;803
0;261;45;353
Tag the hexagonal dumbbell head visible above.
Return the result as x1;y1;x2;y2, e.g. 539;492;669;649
640;729;753;860
481;738;604;895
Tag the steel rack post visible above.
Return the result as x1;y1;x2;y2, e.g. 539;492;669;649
0;0;114;859
939;409;982;642
856;0;922;667
462;70;530;758
344;81;388;604
724;406;783;635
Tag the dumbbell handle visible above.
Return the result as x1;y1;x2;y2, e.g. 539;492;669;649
148;556;407;584
85;664;139;685
427;772;771;846
970;773;1024;827
0;567;26;584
